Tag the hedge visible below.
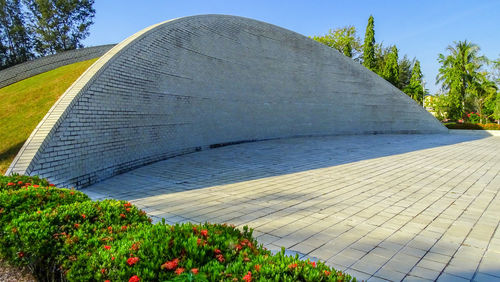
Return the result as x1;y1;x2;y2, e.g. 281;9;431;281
445;122;500;130
0;175;356;281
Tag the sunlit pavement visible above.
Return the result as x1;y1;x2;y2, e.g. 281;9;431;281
84;133;500;281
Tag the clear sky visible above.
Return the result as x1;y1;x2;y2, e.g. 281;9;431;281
82;0;500;94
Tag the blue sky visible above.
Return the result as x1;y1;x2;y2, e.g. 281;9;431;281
82;0;500;94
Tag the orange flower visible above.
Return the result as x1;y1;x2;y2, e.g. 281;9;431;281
288;263;297;269
200;229;208;237
127;257;139;266
175;268;185;275
126;208;131;212
161;258;179;270
324;270;331;276
216;254;225;263
124;202;132;208
81;214;86;219
191;268;198;274
121;225;128;231
33;184;39;188
7;182;15;186
120;213;126;219
254;264;261;272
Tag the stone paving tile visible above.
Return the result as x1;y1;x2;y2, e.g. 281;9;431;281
83;133;500;281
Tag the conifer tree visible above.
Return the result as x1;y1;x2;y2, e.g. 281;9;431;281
363;15;376;71
382;45;399;87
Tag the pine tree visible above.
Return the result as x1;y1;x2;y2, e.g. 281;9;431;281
363;15;375;71
382;45;399;87
0;0;33;69
405;60;424;104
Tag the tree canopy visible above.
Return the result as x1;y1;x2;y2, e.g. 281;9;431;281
0;0;95;69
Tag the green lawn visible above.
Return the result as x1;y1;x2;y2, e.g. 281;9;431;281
0;58;98;174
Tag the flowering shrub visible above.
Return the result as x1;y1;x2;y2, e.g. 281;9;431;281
0;174;51;192
0;186;89;231
2;199;150;280
466;112;481;123
0;175;356;282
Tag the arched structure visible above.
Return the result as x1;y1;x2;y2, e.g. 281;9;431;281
7;15;447;188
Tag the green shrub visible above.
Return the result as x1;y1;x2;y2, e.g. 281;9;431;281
0;174;356;282
0;174;51;192
69;222;353;282
0;186;89;231
3;199;151;280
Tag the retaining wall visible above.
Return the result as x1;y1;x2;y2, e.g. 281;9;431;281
6;15;447;188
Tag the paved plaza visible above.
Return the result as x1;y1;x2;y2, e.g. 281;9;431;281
84;133;500;282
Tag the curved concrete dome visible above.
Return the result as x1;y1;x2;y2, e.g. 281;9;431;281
7;15;447;187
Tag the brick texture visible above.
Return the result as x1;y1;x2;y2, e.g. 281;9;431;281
6;15;447;188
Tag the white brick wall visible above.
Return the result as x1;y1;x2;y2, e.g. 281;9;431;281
6;15;447;188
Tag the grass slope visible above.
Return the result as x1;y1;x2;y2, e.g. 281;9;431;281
0;58;98;174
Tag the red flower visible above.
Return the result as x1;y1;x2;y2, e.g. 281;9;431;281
254;264;261;272
105;280;110;282
197;238;202;246
81;214;86;219
121;225;128;231
242;271;252;282
74;223;80;229
161;258;179;270
130;243;139;251
17;181;23;185
124;202;132;208
127;257;139;266
191;268;198;274
101;268;106;274
25;183;31;186
108;226;113;233
49;183;55;187
37;210;41;214
175;268;185;275
111;256;115;261
129;275;140;282
33;184;40;188
214;249;221;255
7;182;15;186
235;244;242;251
200;229;208;237
324;270;331;276
126;208;131;212
120;213;126;219
18;252;24;258
288;263;297;269
103;245;111;250
216;254;225;263
192;226;197;232
70;191;74;195
308;261;316;267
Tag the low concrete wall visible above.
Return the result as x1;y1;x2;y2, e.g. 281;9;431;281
0;44;115;88
7;15;447;188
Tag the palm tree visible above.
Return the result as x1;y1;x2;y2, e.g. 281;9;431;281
436;40;485;120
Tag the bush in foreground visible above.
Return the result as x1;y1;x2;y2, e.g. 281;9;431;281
0;175;356;281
